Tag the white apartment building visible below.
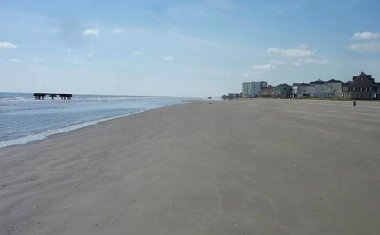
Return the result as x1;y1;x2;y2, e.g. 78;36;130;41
242;81;267;98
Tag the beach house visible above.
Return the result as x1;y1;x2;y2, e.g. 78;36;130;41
293;80;343;98
273;84;293;98
342;72;380;99
293;83;311;98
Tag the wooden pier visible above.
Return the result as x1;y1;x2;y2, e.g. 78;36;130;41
34;93;72;100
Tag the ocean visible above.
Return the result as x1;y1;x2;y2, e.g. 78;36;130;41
0;93;186;148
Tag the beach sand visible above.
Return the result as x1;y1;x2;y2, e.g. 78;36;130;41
1;99;380;235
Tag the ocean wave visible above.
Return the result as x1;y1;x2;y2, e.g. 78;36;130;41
0;110;145;148
0;96;32;102
0;100;184;149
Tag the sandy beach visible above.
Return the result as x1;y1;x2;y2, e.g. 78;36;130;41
1;99;380;235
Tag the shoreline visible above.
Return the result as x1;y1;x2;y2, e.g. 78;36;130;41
0;101;187;150
1;99;380;234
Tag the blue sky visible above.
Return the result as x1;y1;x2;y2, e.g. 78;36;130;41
0;0;379;97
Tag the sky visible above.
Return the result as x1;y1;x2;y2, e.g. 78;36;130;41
0;0;379;97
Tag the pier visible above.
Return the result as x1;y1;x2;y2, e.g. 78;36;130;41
34;93;72;100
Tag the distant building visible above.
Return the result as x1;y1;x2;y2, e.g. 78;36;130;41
273;84;293;98
309;80;326;97
242;81;267;98
260;81;268;89
293;83;311;98
242;82;252;98
342;72;380;99
238;72;379;100
326;79;343;98
311;79;344;98
260;85;274;97
293;79;343;98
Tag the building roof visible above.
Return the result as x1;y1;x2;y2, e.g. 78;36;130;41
352;71;376;83
275;83;292;88
293;83;310;86
310;80;325;85
358;71;372;77
327;79;343;83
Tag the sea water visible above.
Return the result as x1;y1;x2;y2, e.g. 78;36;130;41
0;93;186;148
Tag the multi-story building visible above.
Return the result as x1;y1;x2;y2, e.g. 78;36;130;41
242;82;253;98
293;79;343;98
293;83;311;98
260;85;274;97
326;79;343;98
242;81;267;98
342;72;380;99
273;84;293;98
309;80;326;97
310;79;344;98
259;81;268;89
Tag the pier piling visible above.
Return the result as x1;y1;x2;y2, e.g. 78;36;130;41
34;93;72;100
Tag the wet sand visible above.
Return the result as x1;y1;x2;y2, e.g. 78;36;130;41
1;99;380;235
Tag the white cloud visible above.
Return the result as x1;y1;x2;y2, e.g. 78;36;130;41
111;28;123;34
9;58;23;63
86;53;93;57
82;29;100;36
349;42;380;52
353;32;380;41
269;60;286;65
133;51;143;55
66;48;73;53
252;64;276;71
268;46;314;57
161;56;174;62
0;42;18;49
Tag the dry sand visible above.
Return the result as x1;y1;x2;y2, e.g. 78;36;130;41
1;99;380;235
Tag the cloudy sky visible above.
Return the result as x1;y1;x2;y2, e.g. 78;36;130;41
0;0;379;97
